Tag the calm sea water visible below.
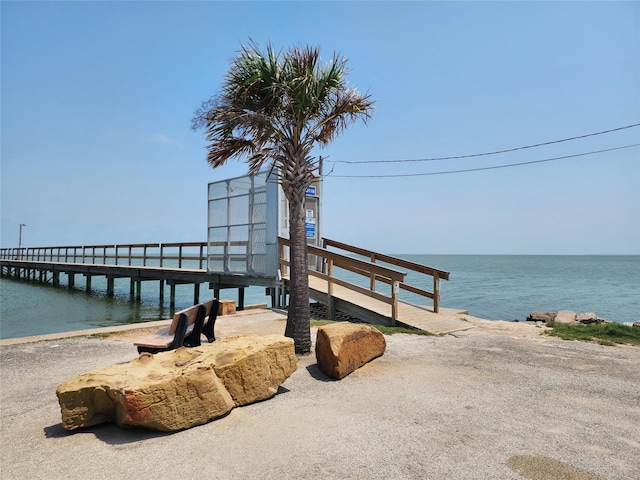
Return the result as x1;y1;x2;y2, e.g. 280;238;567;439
1;255;638;339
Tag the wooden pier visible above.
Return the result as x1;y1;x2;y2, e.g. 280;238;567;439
2;238;468;334
0;242;271;309
278;238;472;334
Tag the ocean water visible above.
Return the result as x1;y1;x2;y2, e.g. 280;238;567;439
1;255;638;339
394;254;639;323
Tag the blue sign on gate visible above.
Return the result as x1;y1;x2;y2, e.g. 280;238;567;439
305;186;316;196
305;218;316;239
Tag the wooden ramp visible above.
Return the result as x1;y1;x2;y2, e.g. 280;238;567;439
305;276;475;335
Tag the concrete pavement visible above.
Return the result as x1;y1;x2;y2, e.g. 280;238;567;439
1;309;638;479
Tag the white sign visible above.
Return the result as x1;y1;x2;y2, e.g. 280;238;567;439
306;209;314;218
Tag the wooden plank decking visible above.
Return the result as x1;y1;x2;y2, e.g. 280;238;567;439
304;276;475;335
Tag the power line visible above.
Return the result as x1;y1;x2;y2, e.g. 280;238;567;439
333;123;640;165
326;144;640;178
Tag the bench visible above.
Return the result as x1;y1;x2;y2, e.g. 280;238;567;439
201;299;220;343
134;299;218;354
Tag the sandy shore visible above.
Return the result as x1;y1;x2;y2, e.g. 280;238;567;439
1;309;638;479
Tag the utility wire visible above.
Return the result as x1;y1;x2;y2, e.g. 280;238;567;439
334;123;640;164
326;144;640;178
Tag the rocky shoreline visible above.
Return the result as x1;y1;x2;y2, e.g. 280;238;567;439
525;309;640;327
310;302;640;329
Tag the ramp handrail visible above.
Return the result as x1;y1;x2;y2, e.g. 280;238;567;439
279;237;408;323
322;238;449;313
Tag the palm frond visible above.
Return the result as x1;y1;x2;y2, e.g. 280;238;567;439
193;40;374;174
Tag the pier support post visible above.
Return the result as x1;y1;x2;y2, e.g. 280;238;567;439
135;280;141;302
53;272;60;287
170;284;176;308
159;280;165;303
193;283;200;305
107;277;114;297
85;275;92;292
280;284;288;308
68;273;75;288
238;287;245;310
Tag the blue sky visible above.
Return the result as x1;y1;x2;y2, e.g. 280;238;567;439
1;1;638;254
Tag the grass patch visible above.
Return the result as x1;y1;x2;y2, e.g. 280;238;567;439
310;319;436;336
90;332;113;339
310;319;335;327
544;322;640;346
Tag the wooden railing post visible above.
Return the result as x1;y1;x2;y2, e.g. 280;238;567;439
433;273;440;313
327;258;335;320
370;253;376;291
391;281;399;326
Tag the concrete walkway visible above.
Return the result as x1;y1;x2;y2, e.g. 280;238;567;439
1;310;638;479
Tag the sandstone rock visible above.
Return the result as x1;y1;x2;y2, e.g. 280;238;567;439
576;312;599;324
218;299;236;316
554;310;577;324
633;321;640;328
315;322;385;380
211;334;297;405
57;334;297;432
527;312;556;323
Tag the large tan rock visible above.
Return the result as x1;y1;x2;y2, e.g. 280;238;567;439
315;322;386;380
555;310;577;324
56;334;297;432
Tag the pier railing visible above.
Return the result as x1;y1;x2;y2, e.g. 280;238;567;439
321;238;450;313
0;242;207;269
3;238;449;317
278;237;449;321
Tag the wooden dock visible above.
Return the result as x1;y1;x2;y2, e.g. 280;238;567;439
279;238;474;335
0;258;269;308
305;275;474;335
2;238;469;334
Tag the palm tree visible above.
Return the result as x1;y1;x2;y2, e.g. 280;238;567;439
192;41;374;354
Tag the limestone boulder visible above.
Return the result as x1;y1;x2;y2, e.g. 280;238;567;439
555;310;577;324
315;322;386;380
57;334;297;432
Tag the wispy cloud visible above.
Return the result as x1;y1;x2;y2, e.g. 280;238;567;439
144;134;182;147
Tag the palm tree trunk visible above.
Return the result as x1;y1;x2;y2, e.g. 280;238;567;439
284;189;312;354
